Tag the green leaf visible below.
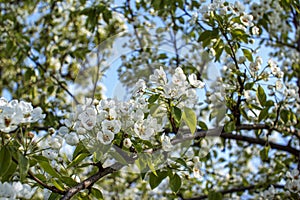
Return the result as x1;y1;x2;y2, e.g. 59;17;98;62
68;153;90;168
242;49;253;62
91;188;104;199
258;107;269;122
18;152;29;181
172;106;182;123
199;29;218;42
244;82;254;90
52;179;65;191
208;191;223;200
110;151;128;165
182;107;197;134
146;156;157;176
48;192;61;200
224;121;236;133
0;146;12;179
60;176;78;187
260;145;270;161
38;160;61;178
198;121;208;131
1;162;17;182
257;86;266;106
169;173;181;193
103;10;112;24
149;171;168;189
73;142;90;160
148;94;160;103
149;103;160;116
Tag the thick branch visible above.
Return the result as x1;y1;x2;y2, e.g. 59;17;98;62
60;163;123;200
28;170;65;195
60;124;298;199
173;124;300;157
185;184;284;200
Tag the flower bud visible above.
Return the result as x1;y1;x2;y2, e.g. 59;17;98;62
123;138;132;148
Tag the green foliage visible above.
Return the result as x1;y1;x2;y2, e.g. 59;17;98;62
182;107;197;134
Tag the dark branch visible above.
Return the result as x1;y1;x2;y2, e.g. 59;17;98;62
173;124;300;157
60;124;298;199
184;184;284;200
60;163;123;200
28;170;65;195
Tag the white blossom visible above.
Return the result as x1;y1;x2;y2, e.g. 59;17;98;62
97;130;114;145
132;79;146;95
123;138;132;148
48;135;63;149
42;149;58;160
240;14;254;26
149;66;167;85
65;132;79;146
101;119;121;134
160;133;173;151
78;107;97;130
188;73;205;88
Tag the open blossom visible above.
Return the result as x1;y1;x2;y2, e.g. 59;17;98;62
0;181;36;199
149;66;167;85
132;79;146;95
78;107;97;130
134;116;162;140
250;56;263;72
164;83;186;99
101;119;121;134
240;14;254;26
285;168;300;193
97;130;114;145
172;67;187;85
188;73;205;88
42;149;59;160
0;98;45;133
65;132;79;146
260;185;276;199
48;135;63;149
192;157;202;178
123;138;132;148
160;133;173;151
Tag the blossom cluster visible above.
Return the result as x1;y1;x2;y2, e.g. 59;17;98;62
250;1;291;36
0;97;45;133
136;66;204;108
285;168;300;194
41;66;204;164
194;0;259;35
0;181;36;199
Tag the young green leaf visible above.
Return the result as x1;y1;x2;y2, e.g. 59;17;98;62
149;171;167;189
68;153;90;168
182;107;197;134
38;160;61;178
242;49;253;62
18;152;29;182
169;173;181;193
257;86;266;106
208;191;223;200
0;147;12;178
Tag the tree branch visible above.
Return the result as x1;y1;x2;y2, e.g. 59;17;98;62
172;124;300;157
27;55;79;104
60;163;123;200
28;170;65;195
184;184;284;200
56;124;297;199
